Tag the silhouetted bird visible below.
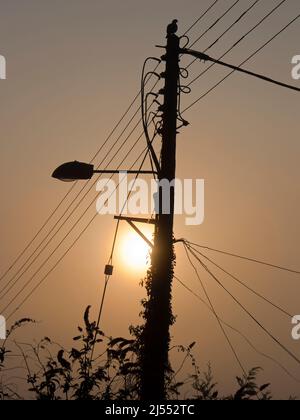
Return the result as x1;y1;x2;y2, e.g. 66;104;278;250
167;20;178;36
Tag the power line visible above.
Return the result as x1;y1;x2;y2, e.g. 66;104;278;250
0;100;161;304
0;83;152;286
188;248;300;367
185;241;300;275
90;129;158;363
184;243;292;318
183;243;246;375
183;0;221;36
4;5;296;324
187;49;300;92
187;0;243;52
0;128;147;307
0;9;230;317
0;1;219;285
0;79;161;300
0;73;164;301
184;8;299;112
174;275;300;383
0;115;146;300
0;7;217;298
4;142;154;320
0;184;77;284
205;0;262;53
187;0;290;87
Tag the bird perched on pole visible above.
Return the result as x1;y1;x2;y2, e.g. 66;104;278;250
167;19;178;37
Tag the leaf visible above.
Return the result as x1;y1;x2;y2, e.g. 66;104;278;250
73;336;81;341
57;350;71;370
260;383;270;392
70;348;82;359
120;362;140;376
109;337;128;347
84;306;92;331
246;390;258;397
119;339;135;349
188;341;196;350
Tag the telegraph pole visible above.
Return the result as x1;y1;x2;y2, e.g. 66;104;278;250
140;24;180;400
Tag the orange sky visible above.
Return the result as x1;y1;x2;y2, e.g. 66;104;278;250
0;0;300;398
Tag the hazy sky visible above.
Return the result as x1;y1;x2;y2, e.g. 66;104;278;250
0;0;300;398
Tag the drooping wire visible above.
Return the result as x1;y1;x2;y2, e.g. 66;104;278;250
173;275;300;383
184;241;300;275
183;243;246;375
187;246;300;367
141;58;162;173
184;242;293;318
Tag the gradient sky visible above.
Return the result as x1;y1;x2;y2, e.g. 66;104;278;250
0;0;300;398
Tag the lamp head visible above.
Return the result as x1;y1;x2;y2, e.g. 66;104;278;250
52;161;94;182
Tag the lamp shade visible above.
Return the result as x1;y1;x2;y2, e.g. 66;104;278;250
52;161;94;182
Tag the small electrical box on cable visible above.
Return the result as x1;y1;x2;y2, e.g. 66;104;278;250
104;265;114;276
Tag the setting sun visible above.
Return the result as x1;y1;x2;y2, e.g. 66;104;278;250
120;231;152;271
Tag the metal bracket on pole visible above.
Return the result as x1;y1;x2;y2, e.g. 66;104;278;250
114;216;155;249
94;169;158;175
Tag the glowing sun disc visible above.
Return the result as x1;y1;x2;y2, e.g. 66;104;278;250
121;231;151;270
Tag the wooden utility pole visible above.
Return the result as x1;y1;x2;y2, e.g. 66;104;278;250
140;24;180;400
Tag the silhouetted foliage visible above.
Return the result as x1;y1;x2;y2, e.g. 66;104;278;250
0;308;273;400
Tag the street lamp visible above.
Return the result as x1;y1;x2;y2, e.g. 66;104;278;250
52;161;156;182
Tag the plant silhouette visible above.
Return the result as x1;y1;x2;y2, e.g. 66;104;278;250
0;307;273;400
